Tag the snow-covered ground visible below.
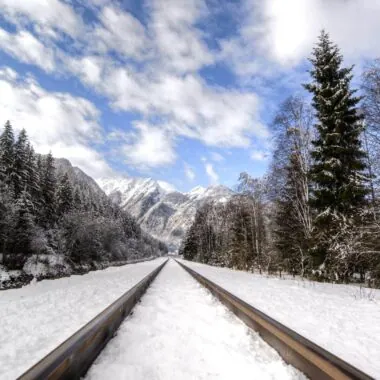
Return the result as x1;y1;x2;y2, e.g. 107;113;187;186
86;260;303;380
0;258;166;380
179;260;380;378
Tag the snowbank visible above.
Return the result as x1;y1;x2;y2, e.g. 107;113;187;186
180;260;380;378
0;254;159;289
0;258;166;379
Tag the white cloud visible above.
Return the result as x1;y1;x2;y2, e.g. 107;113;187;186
66;55;105;86
149;0;214;73
223;0;380;77
122;122;176;169
260;0;380;63
0;0;270;170
184;163;196;181
0;0;83;39
93;5;149;60
0;28;55;72
0;67;112;178
250;150;268;161
101;70;266;148
205;162;219;184
210;152;224;162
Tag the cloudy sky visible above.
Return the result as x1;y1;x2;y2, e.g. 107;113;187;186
0;0;379;191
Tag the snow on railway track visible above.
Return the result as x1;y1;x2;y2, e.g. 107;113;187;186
0;258;167;379
177;260;373;380
86;259;303;380
178;259;380;378
11;259;374;380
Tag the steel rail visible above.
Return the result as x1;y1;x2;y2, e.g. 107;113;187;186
177;260;373;380
18;259;168;380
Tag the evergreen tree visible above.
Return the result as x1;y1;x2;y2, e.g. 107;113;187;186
25;144;41;210
228;205;250;269
57;173;73;217
305;31;369;266
73;187;83;211
9;190;35;269
13;129;29;198
0;121;15;186
41;152;57;226
181;224;198;260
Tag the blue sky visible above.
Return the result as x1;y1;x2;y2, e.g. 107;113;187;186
0;0;379;191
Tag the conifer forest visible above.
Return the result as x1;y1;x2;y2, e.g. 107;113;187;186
0;123;167;287
181;31;380;286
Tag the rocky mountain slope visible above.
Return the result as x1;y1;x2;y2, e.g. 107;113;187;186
97;177;234;251
55;158;107;201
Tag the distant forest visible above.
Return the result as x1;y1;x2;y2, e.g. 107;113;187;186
0;124;167;286
181;31;380;286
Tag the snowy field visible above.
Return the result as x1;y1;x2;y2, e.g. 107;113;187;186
86;260;304;380
0;258;166;380
179;259;380;378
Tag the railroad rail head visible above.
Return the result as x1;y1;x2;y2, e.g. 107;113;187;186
17;259;168;380
176;260;374;380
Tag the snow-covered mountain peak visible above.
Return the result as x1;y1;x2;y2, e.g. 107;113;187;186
157;180;176;193
97;176;234;251
98;177;174;198
187;185;206;198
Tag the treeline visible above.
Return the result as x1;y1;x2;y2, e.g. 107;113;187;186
180;31;380;285
0;123;167;281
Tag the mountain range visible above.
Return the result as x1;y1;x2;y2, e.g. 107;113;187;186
97;177;234;251
55;158;234;251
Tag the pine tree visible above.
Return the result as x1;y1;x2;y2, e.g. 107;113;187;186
9;190;35;269
305;30;369;266
181;225;198;260
25;144;41;210
228;205;249;269
73;187;82;211
57;173;73;217
13;129;29;198
41;152;57;226
0;121;15;186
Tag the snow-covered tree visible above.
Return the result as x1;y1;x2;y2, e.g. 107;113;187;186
13;129;29;198
57;173;73;217
41;152;57;226
362;58;380;139
0;121;15;186
305;30;369;267
8;191;35;268
73;187;83;210
270;96;314;276
25;144;41;210
0;120;167;278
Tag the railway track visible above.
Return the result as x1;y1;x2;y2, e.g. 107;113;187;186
17;260;168;380
177;260;373;380
17;258;373;380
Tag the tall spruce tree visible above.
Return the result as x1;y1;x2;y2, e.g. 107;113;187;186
305;31;369;266
9;190;35;268
25;144;41;210
13;129;29;198
57;173;73;217
41;152;57;226
0;121;15;186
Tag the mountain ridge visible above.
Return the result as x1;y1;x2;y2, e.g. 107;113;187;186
96;176;234;251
